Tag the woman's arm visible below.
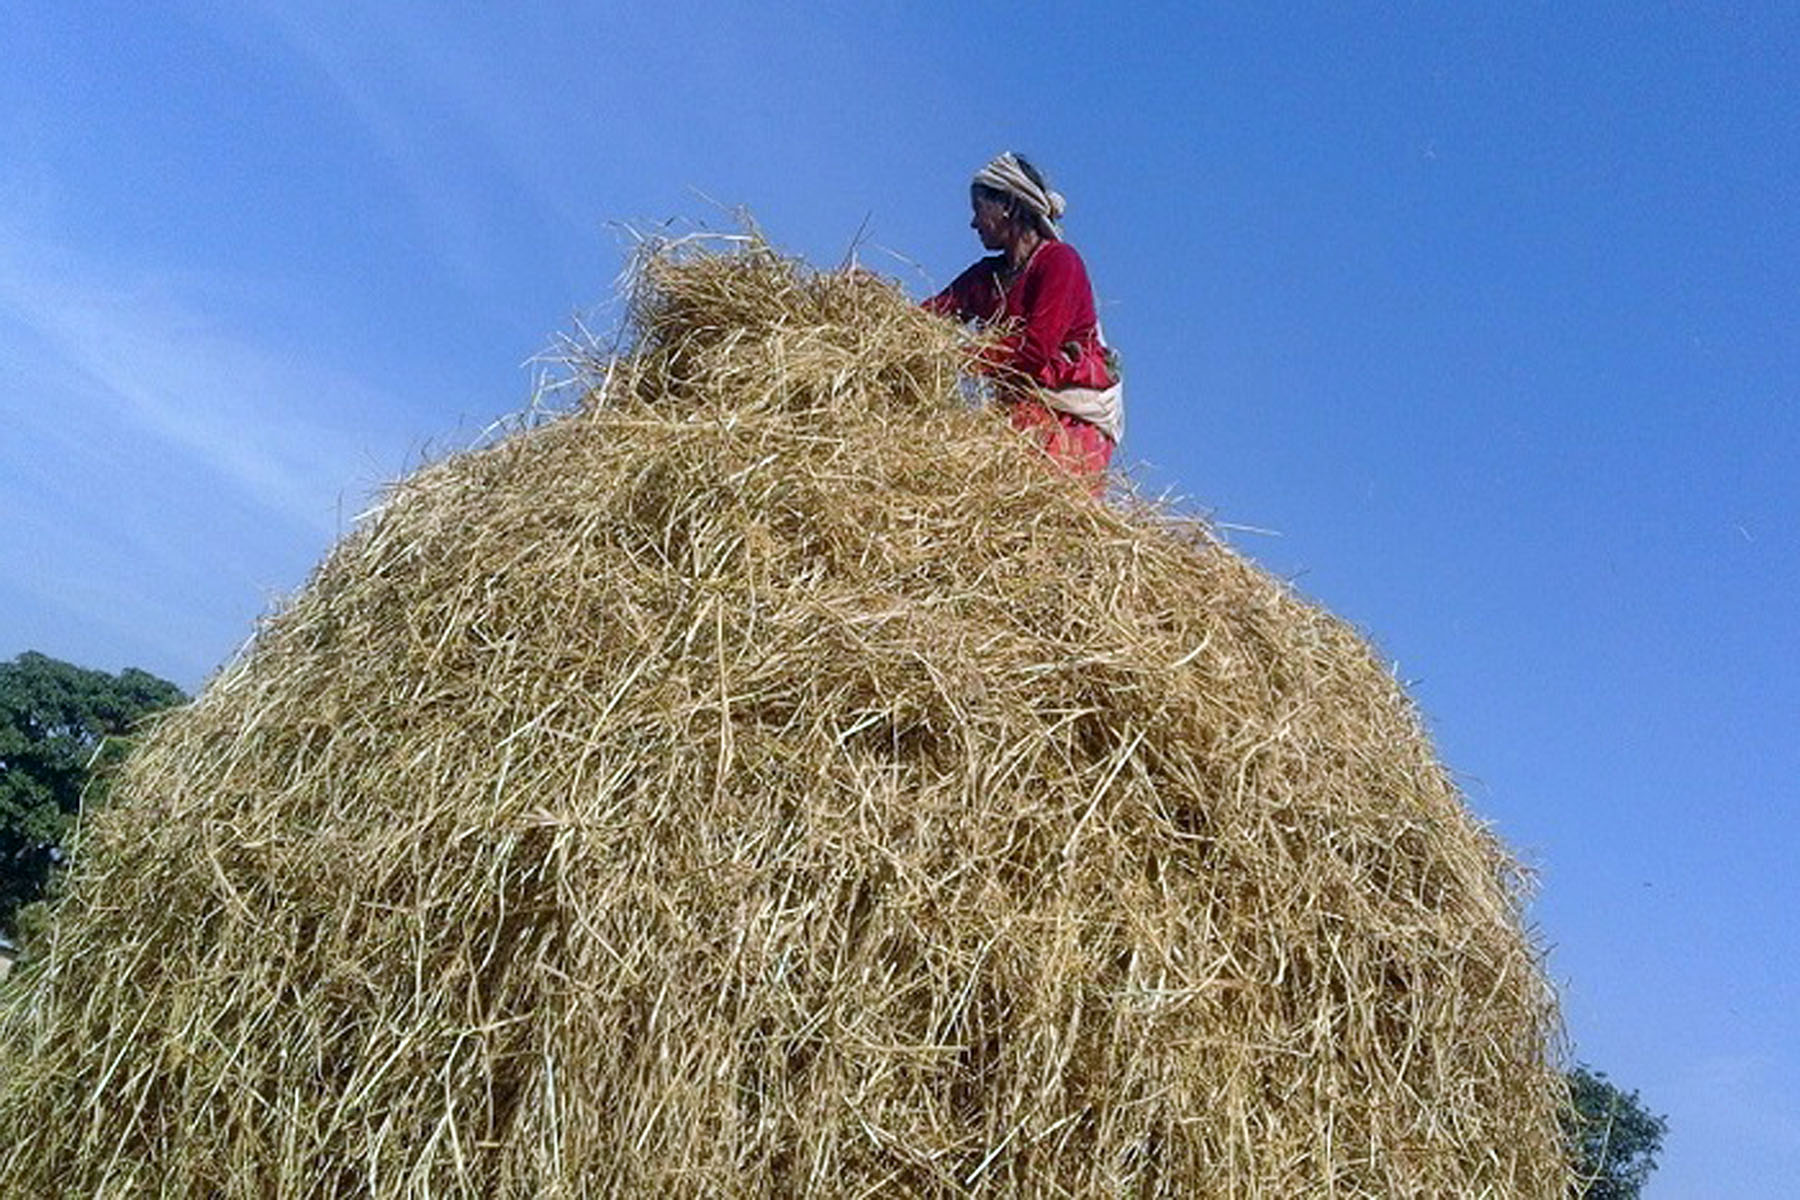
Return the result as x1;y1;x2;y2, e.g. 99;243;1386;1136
923;260;999;322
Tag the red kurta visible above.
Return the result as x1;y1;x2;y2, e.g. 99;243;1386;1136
926;240;1117;485
924;240;1114;393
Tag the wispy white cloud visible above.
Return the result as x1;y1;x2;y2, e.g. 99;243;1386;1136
0;237;411;537
202;0;590;288
0;226;428;684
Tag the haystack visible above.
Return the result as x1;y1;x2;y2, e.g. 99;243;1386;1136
0;236;1570;1196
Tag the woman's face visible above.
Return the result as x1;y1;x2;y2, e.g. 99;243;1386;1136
970;189;1013;251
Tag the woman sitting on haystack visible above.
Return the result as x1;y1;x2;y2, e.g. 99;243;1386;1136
925;152;1123;484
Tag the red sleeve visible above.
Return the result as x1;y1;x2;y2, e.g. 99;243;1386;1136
923;259;999;322
998;242;1093;384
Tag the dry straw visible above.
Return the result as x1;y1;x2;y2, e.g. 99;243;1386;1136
0;235;1571;1196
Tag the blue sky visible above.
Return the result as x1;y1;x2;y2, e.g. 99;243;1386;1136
3;3;1795;1192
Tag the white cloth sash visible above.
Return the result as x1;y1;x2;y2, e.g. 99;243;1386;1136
1039;380;1123;444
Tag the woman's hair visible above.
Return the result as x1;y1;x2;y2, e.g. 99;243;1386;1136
1010;155;1049;193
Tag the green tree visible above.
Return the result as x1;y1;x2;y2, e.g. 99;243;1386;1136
1566;1064;1669;1198
0;651;186;935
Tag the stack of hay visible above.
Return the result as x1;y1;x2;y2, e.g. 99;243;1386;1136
0;238;1571;1196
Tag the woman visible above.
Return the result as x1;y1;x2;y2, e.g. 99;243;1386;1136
925;152;1122;482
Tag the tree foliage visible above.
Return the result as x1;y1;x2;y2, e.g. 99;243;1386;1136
0;651;185;933
1566;1064;1668;1198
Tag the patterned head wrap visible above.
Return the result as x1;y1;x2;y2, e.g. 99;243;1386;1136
971;152;1066;239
